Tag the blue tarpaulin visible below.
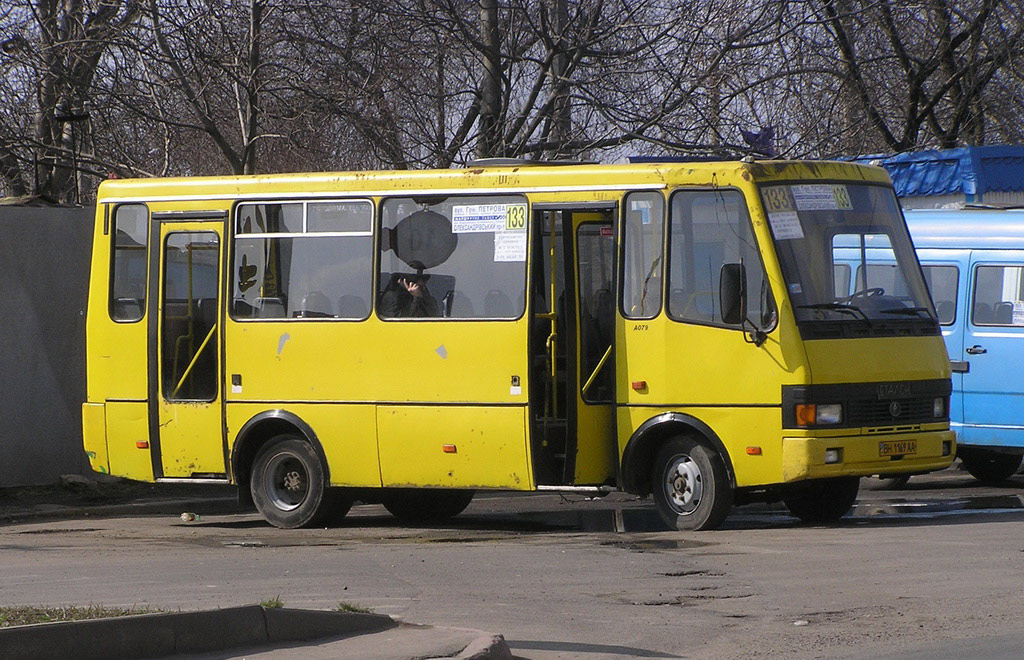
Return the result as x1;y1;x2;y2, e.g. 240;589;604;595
852;146;1024;200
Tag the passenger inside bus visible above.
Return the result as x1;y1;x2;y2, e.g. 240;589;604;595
380;272;439;317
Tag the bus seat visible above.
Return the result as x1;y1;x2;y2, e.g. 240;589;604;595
294;291;333;318
233;298;257;317
484;289;513;317
995;301;1014;325
112;297;143;320
197;298;218;326
935;300;954;324
449;291;474;317
973;302;993;324
337;295;368;318
256;297;286;318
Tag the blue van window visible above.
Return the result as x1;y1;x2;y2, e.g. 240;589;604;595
973;265;1024;326
922;265;958;325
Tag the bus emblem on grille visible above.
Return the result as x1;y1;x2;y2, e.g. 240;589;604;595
889;401;902;417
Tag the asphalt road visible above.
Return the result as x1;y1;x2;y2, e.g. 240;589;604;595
3;468;1024;659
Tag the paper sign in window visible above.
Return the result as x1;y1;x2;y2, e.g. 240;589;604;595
494;231;527;262
768;211;804;240
453;204;508;233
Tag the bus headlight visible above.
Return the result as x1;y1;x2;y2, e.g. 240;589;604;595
816;404;843;425
933;397;945;417
795;403;843;426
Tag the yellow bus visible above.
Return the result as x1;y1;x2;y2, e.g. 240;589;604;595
82;159;955;530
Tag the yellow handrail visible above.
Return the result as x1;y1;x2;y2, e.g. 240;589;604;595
171;322;217;398
581;345;612;397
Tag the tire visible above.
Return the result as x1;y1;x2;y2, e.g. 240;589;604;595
959;448;1023;483
783;477;860;523
250;434;335;529
381;488;475;522
651;437;733;531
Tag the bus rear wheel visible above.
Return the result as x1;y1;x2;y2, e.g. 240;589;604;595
959;448;1023;483
250;435;336;529
783;477;860;524
651;437;733;531
381;488;475;522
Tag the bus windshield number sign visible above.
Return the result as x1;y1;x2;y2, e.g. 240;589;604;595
505;205;527;231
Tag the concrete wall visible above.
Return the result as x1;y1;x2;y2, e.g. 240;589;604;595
0;206;94;487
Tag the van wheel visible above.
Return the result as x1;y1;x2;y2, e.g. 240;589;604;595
381;489;474;522
251;435;334;529
783;477;860;523
651;437;733;531
959;448;1023;483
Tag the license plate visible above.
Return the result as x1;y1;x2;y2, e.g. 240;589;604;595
879;440;917;457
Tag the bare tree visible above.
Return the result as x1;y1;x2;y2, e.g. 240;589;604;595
0;0;140;202
806;0;1024;152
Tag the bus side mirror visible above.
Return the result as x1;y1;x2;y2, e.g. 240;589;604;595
720;263;747;325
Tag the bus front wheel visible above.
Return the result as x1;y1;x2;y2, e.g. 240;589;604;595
250;435;338;529
381;488;475;522
651;437;733;531
783;477;860;524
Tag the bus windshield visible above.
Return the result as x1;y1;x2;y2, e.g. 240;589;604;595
760;182;937;336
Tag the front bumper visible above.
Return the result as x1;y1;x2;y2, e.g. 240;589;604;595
781;429;955;482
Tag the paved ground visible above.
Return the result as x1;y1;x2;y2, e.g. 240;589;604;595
3;467;1024;658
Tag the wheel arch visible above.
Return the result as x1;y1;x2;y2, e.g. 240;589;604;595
620;412;736;497
231;410;331;506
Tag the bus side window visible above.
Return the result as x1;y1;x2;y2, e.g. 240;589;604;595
232;200;373;321
110;204;149;322
621;191;665;319
667;190;773;329
378;195;527;320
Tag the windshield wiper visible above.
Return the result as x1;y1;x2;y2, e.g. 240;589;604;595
880;307;932;317
797;302;871;323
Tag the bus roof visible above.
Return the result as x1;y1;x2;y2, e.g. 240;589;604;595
903;208;1024;250
95;159;891;204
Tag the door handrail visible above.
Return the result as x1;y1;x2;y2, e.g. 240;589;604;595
171;322;217;398
581;345;612;397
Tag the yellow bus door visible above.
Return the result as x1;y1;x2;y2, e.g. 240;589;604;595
530;205;617;486
148;218;226;479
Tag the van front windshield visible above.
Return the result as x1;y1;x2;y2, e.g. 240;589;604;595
760;182;937;337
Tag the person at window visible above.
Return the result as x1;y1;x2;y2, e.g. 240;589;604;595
380;272;439;317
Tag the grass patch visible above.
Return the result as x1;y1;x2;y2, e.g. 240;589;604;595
260;596;284;609
0;605;159;628
336;602;371;613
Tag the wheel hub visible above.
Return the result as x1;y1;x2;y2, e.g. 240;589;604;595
282;470;303;491
665;455;703;514
264;455;309;511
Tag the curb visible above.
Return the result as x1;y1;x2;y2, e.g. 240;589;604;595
0;605;396;659
0;496;241;525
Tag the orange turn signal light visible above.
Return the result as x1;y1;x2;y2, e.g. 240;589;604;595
442;444;457;453
631;380;647;391
136;441;149;449
746;446;762;456
795;404;817;427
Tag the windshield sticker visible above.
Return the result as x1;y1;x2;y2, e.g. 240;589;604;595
788;282;802;294
791;184;854;211
505;205;527;231
768;211;804;240
1014;302;1024;325
453;204;509;233
494;230;527;262
631;199;653;224
762;186;794;212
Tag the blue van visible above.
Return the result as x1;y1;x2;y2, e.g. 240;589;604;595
835;208;1024;482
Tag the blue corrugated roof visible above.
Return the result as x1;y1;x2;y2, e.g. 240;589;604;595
853;146;1024;197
